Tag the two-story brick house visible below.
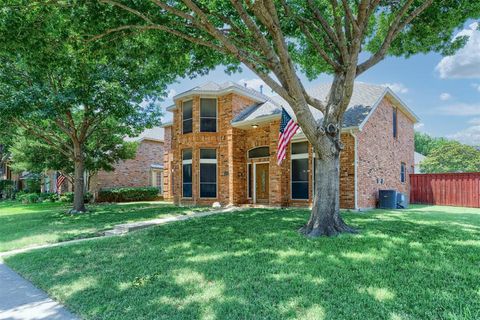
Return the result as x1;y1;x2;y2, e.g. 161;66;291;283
161;81;418;210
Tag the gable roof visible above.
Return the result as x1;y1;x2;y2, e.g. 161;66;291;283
231;82;419;130
167;81;272;111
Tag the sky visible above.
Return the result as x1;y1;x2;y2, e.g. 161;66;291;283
159;22;480;146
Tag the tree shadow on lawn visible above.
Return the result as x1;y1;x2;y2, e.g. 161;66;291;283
0;202;197;252
5;207;480;320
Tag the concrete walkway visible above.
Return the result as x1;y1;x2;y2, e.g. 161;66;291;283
0;262;77;320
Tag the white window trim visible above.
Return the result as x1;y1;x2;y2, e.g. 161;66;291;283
199;149;218;199
199;97;218;133
290;142;309;201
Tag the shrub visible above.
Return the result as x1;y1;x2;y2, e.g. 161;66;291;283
17;192;40;204
97;187;159;203
59;192;93;203
0;180;15;199
24;178;41;193
39;192;59;202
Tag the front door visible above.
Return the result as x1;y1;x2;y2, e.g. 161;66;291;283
255;163;269;204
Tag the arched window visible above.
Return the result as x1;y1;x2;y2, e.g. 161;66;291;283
248;146;270;159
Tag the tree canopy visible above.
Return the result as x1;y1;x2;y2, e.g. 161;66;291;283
97;0;480;236
0;1;227;211
420;140;480;173
414;132;450;157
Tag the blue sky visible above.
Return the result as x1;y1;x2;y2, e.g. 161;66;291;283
160;22;480;146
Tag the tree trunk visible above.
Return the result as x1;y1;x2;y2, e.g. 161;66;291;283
72;143;86;213
299;139;357;237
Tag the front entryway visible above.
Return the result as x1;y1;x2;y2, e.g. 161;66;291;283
254;163;269;204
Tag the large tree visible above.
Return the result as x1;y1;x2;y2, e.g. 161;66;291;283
96;0;480;236
0;1;224;212
421;140;480;173
414;132;449;157
9;128;138;191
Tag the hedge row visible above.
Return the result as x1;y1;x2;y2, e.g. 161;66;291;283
97;187;160;203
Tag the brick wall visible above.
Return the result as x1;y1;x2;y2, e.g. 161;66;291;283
356;96;415;209
163;93;356;208
91;139;164;192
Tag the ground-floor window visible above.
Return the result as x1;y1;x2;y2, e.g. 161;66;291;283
151;169;163;194
200;149;217;198
291;142;309;200
182;149;192;198
247;163;253;198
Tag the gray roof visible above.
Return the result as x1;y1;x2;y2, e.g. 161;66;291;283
172;81;271;104
232;82;387;128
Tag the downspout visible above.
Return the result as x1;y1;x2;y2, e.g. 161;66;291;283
350;129;359;211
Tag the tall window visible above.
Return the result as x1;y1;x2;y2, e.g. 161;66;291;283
393;107;398;138
247;163;253;198
200;149;217;198
291;142;309;200
151;170;163;194
400;162;406;183
182;100;193;134
182;149;192;197
200;98;217;132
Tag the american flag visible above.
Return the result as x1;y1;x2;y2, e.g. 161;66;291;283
56;172;66;194
277;107;299;165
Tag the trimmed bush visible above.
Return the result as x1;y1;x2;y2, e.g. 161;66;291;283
97;187;159;203
59;192;93;203
17;192;40;204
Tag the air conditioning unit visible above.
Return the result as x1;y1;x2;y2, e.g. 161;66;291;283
397;192;408;209
378;190;397;209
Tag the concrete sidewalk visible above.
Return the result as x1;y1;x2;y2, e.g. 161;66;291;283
0;262;77;320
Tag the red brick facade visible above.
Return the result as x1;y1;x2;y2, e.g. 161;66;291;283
163;90;415;210
91;139;164;193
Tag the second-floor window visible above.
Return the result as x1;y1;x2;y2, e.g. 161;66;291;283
400;162;406;183
182;100;193;134
200;98;217;132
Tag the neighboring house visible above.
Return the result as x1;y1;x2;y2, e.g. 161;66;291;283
90;128;165;195
414;152;426;173
163;81;418;209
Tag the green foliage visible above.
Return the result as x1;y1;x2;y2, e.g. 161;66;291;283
59;192;93;204
24;178;41;193
414;132;449;156
420;141;480;173
16;192;40;204
39;192;59;203
0;180;15;199
98;187;160;203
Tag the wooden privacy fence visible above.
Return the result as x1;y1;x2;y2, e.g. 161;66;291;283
410;173;480;208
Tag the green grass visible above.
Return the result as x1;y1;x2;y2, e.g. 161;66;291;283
0;201;207;252
5;205;480;320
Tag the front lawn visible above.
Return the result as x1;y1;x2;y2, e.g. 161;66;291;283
0;201;206;252
5;205;480;319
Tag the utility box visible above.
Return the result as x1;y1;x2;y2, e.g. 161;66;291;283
397;192;408;209
378;189;397;209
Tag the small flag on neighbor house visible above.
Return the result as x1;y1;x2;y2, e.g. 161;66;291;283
56;172;66;194
277;107;299;165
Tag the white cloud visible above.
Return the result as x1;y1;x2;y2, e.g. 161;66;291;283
238;78;274;96
472;83;480;92
448;125;480;145
381;82;409;94
436;22;480;79
438;103;480;116
469;118;480;125
439;93;452;101
166;88;177;99
414;122;425;131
